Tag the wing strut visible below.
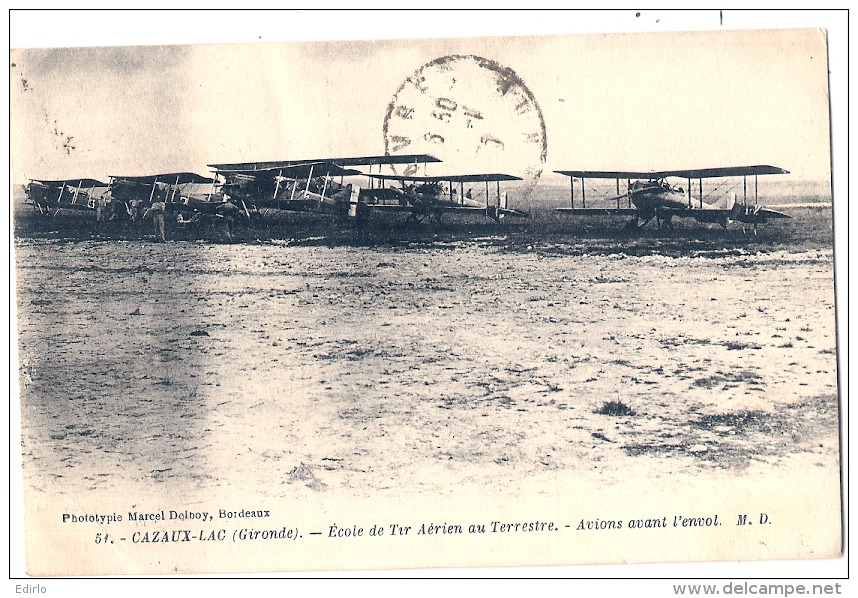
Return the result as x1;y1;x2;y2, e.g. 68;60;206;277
304;164;315;195
273;169;283;202
569;176;574;209
698;178;703;209
72;180;82;204
320;172;330;206
148;178;159;203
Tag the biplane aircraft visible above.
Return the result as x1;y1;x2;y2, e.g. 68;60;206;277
24;178;108;215
212;161;363;215
361;172;528;222
208;154;442;216
554;166;791;233
107;172;218;220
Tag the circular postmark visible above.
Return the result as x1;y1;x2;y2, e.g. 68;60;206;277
383;55;547;201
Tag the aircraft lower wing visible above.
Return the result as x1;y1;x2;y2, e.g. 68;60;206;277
556;205;789;228
437;205;529;218
555;208;638;216
363;203;529;218
661;206;791;224
29;200;96;213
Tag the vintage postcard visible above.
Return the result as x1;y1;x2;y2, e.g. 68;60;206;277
10;12;842;577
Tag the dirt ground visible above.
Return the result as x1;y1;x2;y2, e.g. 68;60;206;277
14;214;840;505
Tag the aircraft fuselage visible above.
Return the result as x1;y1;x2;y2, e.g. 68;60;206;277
401;183;485;209
629;180;688;216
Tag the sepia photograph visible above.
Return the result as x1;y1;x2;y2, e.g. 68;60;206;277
9;10;846;583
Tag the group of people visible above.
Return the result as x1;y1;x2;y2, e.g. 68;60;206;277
153;195;245;242
91;193;243;242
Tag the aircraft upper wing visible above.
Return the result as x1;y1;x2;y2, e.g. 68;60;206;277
367;173;523;183
554;165;789;179
554;170;671;179
30;178;107;188
219;162;364;179
109;173;215;185
209;154;441;171
653;166;790;178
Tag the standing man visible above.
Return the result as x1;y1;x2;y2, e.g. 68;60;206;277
94;194;110;233
143;195;167;242
216;194;241;242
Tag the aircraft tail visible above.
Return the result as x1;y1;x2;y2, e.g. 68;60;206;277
713;192;737;211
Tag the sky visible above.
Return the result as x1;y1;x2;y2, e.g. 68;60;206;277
9;12;837;188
